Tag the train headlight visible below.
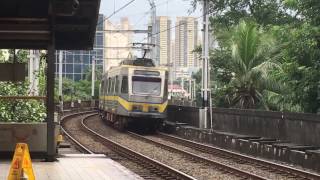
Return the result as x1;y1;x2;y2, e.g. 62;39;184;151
148;106;159;112
132;105;142;112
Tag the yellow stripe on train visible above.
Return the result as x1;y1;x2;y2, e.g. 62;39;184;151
99;96;168;113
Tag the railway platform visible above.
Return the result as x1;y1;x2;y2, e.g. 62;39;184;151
0;154;142;180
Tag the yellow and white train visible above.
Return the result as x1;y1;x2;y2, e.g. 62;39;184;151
98;59;168;131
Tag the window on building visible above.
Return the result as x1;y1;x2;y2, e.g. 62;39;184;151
66;74;73;80
63;64;66;73
74;64;82;73
74;54;81;63
66;64;73;73
95;35;103;47
74;74;81;81
83;55;90;64
66;54;73;63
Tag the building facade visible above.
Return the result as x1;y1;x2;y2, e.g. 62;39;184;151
174;17;199;68
55;14;104;81
155;16;171;66
105;18;132;70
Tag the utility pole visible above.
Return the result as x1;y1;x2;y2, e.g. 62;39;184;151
200;0;210;129
169;63;174;100
317;82;320;114
193;79;196;102
28;50;40;95
181;77;184;91
33;50;40;95
91;56;96;107
148;0;156;63
189;78;192;100
28;50;34;95
58;51;63;112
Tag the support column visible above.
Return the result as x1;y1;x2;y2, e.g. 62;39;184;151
59;51;63;112
46;44;56;161
91;56;96;107
46;0;56;161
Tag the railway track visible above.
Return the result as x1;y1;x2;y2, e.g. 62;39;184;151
127;131;267;180
61;112;195;180
60;111;96;154
62;112;320;179
85;115;270;179
132;132;320;180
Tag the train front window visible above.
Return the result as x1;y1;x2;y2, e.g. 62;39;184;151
132;76;161;96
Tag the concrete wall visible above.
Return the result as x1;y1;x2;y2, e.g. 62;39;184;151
0;123;47;152
167;105;320;146
167;105;199;127
55;100;98;111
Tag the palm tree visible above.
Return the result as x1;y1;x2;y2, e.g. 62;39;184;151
227;20;281;109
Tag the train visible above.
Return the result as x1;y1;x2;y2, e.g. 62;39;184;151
98;58;168;131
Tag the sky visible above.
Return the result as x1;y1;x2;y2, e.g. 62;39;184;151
99;0;202;41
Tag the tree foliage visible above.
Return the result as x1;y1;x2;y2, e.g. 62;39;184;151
226;21;281;109
190;0;320;113
0;50;46;122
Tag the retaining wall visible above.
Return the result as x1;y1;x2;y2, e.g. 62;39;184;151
167;105;320;146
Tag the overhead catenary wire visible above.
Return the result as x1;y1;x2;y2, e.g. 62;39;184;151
137;1;211;43
97;0;137;26
137;14;205;44
132;0;178;28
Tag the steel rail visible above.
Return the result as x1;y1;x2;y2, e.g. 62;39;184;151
81;114;196;180
158;132;320;180
60;111;97;154
128;131;268;180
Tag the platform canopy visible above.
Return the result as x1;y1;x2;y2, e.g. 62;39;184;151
0;0;101;50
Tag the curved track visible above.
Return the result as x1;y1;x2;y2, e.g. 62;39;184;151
62;112;320;179
61;112;195;180
60;111;96;154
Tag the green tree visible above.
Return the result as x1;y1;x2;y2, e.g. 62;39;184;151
225;21;281;109
191;0;297;29
189;0;320;113
0;50;46;122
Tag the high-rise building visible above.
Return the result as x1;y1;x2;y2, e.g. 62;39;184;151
170;40;176;79
55;14;104;81
155;16;171;66
105;18;132;70
174;17;198;68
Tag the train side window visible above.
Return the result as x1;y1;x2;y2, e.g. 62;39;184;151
100;80;105;96
103;79;109;95
115;76;119;94
121;76;128;93
164;78;168;99
108;78;112;94
112;77;116;94
110;78;114;94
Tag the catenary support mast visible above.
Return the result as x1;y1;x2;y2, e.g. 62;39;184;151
200;0;210;128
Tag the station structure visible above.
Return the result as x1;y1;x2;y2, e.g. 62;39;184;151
0;0;101;161
0;1;142;179
1;1;320;179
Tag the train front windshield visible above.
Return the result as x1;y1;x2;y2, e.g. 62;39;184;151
132;76;161;96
